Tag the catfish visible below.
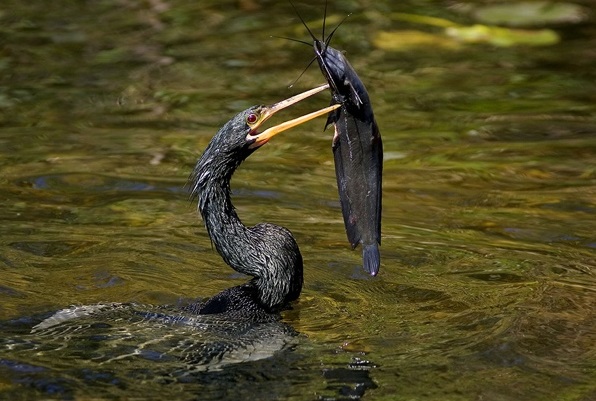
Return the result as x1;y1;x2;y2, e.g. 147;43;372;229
292;4;383;275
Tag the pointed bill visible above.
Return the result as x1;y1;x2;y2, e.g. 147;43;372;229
247;84;340;148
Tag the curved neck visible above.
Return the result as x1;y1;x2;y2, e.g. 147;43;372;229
191;148;254;274
189;148;303;311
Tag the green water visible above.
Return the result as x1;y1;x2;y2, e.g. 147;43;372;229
1;1;594;400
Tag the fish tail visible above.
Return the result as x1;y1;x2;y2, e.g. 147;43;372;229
363;244;380;276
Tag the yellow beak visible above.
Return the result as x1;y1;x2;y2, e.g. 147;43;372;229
247;84;340;148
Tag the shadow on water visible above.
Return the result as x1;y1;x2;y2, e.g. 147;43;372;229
1;0;595;400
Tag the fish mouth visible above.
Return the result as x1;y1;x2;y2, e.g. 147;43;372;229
247;84;340;148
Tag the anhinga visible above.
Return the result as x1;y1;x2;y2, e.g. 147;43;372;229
186;84;339;322
20;86;340;372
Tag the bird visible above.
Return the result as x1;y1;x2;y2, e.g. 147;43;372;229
185;84;339;322
13;86;340;372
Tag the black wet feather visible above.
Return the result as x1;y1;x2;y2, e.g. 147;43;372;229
187;107;303;321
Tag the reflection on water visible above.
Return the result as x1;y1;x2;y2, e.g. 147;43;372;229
1;0;595;400
0;303;376;400
6;303;297;369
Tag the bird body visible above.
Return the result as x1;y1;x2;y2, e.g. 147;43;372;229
187;88;338;321
2;87;340;374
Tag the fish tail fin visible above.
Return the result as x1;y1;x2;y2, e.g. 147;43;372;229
363;244;380;276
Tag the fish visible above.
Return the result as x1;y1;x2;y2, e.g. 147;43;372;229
292;4;383;276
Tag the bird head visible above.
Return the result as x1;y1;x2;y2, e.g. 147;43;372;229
189;84;340;210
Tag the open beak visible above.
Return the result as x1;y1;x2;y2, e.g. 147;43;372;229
247;84;340;148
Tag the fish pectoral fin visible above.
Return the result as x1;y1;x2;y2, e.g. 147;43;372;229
325;115;336;131
325;102;341;131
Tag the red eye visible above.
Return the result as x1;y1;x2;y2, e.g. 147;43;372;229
246;113;258;125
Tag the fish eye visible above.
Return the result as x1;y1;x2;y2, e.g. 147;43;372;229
246;112;259;125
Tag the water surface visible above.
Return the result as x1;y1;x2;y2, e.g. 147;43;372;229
1;1;594;400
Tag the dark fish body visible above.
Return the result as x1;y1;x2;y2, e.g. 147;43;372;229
314;40;383;276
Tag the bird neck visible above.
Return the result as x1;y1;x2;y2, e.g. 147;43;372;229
202;177;250;271
190;149;303;311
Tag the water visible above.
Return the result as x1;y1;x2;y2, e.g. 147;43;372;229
1;0;595;400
